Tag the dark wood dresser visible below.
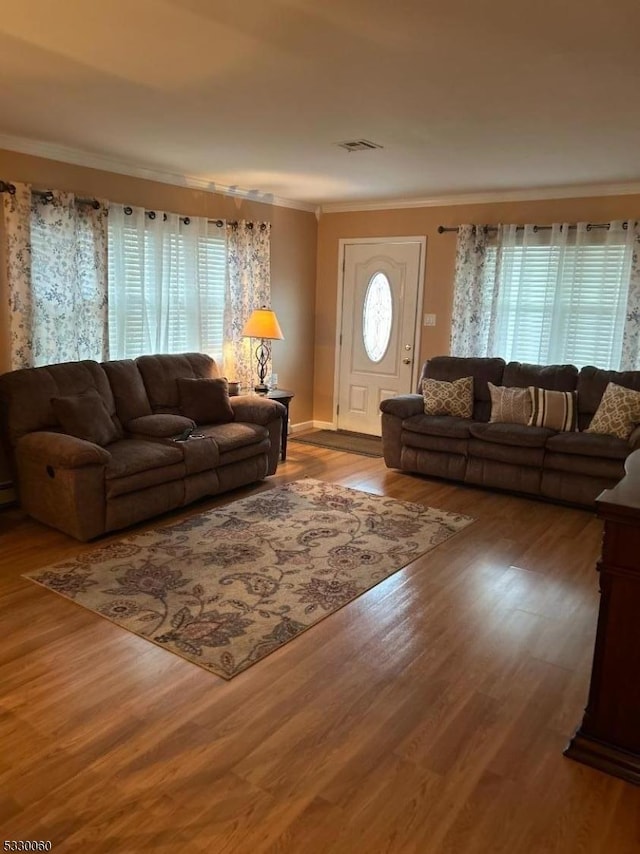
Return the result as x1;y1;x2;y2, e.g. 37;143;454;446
564;450;640;784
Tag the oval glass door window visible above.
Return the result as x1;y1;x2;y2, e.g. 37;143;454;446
363;272;393;362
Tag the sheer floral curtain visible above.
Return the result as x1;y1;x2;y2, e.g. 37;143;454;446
1;182;108;370
449;224;492;357
1;183;31;370
223;220;271;387
621;222;640;370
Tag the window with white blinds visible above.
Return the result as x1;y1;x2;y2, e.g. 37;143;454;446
107;210;226;362
485;228;632;369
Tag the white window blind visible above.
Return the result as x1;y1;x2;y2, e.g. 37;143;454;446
108;207;226;362
485;223;633;369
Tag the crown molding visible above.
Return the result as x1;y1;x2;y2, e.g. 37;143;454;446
0;133;319;214
319;181;640;214
3;132;638;216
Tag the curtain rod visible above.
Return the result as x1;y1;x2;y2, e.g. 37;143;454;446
0;180;101;209
0;181;267;229
437;222;629;234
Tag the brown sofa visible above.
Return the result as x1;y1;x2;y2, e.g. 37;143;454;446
0;353;285;540
380;356;640;507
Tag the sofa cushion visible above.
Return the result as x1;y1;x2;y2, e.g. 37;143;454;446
468;438;545;467
217;437;272;467
400;445;468;481
503;361;578;392
200;423;268;454
420;356;505;422
469;422;554;448
126;413;196;438
488;382;532;425
585;382;640;440
51;389;122;447
544;453;625;480
104;440;186;498
577;365;640;430
546;431;629;460
400;430;468;455
422;376;473;418
105;439;184;480
0;359;118;446
136;353;220;412
402;414;473;439
529;388;578;432
101;359;152;423
177;377;235;425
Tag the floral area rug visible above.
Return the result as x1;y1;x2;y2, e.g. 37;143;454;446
25;479;473;679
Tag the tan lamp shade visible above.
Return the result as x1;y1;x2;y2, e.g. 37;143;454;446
241;308;284;340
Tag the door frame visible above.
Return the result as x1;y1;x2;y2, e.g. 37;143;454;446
332;236;427;429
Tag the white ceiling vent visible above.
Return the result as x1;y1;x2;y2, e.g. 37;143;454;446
337;139;384;153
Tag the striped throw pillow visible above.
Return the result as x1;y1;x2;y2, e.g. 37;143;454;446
528;388;577;432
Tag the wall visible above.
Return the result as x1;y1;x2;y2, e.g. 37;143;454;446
0;148;318;485
315;193;640;423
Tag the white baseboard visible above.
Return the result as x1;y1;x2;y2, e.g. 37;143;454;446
313;420;335;431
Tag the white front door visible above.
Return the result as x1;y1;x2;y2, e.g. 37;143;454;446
336;239;425;435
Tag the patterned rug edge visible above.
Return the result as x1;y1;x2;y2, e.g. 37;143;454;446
23;523;474;680
22;480;474;680
24;572;241;678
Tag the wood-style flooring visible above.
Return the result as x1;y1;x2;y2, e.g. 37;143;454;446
1;445;639;853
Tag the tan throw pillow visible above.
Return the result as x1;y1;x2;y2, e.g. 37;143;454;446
177;377;235;426
529;388;577;432
422;376;473;419
488;382;532;425
51;388;122;446
586;382;640;440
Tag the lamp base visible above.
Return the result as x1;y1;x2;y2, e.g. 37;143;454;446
254;383;269;394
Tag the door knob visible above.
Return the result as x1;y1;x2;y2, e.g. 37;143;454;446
404;344;412;350
403;358;412;364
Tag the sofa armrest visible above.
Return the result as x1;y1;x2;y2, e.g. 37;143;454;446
16;431;111;469
230;395;286;425
379;394;424;419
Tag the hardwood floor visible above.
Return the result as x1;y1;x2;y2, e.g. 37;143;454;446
1;446;639;852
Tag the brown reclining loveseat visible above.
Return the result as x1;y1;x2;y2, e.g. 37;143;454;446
380;356;640;507
0;352;285;540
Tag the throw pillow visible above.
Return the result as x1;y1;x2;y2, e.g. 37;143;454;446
488;382;532;425
586;382;640;440
51;388;122;447
528;388;577;432
177;377;235;426
422;376;473;419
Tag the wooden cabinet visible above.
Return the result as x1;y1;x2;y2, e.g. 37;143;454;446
564;450;640;784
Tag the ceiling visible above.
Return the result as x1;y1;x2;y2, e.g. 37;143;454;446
0;0;639;209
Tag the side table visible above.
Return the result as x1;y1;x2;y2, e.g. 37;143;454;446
265;389;294;461
564;449;640;784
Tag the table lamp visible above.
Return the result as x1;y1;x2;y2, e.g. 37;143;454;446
242;306;284;393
